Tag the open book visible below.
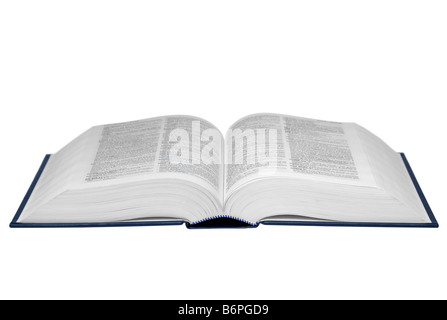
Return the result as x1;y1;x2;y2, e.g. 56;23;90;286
11;113;437;228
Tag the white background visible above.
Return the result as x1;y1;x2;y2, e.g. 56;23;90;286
1;1;446;300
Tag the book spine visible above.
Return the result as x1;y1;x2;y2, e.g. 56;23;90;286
189;215;257;226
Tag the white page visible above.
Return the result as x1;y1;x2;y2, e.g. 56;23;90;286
225;113;376;199
73;116;224;196
224;113;430;224
18;115;224;222
225;113;289;194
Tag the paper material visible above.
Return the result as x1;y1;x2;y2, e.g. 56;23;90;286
83;116;223;192
17;113;431;225
18;116;224;223
225;114;376;198
224;113;429;223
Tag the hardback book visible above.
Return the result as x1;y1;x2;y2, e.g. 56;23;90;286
10;113;438;228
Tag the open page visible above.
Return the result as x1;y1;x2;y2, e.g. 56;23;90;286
18;115;224;222
224;113;376;199
224;113;429;224
81;116;224;195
